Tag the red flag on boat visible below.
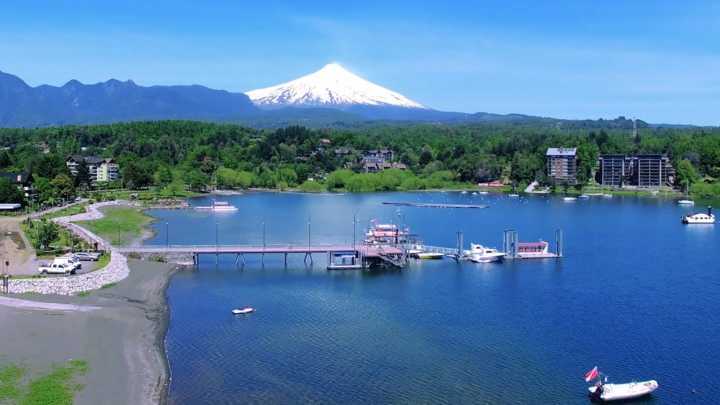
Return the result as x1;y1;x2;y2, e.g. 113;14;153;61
584;366;599;382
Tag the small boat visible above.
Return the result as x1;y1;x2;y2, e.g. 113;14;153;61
508;193;520;198
677;199;695;206
195;201;238;212
578;194;590;200
478;191;489;195
464;244;504;263
588;381;659;402
232;307;255;315
585;366;658;402
461;190;468;194
471;192;478;196
682;206;715;224
563;196;577;202
416;252;444;260
602;193;613;198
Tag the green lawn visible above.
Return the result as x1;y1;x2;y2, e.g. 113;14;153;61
76;207;153;246
40;204;87;220
0;360;87;405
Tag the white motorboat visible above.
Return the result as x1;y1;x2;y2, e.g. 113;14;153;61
464;244;505;263
508;193;520;198
478;191;489;195
682;207;715;224
578;194;590;199
563;196;577;202
588;381;659;402
232;307;255;315
195;201;238;212
584;366;658;402
677;199;695;206
602;193;613;198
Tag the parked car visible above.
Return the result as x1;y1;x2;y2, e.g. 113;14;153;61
54;256;82;271
38;262;75;275
72;252;101;261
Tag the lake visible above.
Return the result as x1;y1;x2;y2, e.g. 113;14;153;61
145;192;719;404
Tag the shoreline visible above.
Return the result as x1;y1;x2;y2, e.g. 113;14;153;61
0;259;179;405
1;201;178;404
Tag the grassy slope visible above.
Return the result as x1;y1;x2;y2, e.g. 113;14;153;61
76;207;153;246
0;360;87;405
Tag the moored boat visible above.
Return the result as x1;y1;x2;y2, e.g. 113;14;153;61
464;243;504;263
416;252;444;260
195;201;238;212
678;199;695;206
682;206;715;224
578;194;590;199
563;196;577;202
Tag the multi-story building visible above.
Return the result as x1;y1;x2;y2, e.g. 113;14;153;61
66;155;119;183
597;154;674;188
361;149;404;173
598;155;631;187
635;154;674;188
546;147;577;184
97;159;120;182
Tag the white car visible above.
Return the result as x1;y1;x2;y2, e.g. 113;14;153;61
38;262;75;275
54;256;82;271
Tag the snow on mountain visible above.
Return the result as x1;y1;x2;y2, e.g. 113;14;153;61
246;63;425;109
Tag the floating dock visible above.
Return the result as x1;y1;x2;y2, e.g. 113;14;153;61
382;202;489;209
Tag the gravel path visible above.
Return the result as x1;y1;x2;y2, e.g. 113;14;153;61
8;201;132;296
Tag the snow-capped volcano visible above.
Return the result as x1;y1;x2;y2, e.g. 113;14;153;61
246;63;425;109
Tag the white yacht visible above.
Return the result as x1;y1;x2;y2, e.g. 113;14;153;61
464;244;505;263
682;207;715;224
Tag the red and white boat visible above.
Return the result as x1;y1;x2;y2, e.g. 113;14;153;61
516;241;551;258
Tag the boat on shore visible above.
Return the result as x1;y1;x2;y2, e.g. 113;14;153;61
464;244;504;263
585;366;658;402
195;201;238;212
232;307;255;315
682;206;715;224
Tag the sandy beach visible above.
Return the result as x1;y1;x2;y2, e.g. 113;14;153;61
0;259;177;404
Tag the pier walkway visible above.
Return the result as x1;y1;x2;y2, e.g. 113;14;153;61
117;244;406;268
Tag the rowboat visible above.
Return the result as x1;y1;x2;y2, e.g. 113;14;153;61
232;307;255;315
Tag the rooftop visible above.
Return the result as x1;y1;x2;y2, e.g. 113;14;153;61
546;147;577;157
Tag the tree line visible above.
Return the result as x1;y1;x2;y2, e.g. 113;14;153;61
0;119;719;206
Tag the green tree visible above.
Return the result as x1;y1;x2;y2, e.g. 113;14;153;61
51;174;75;201
675;159;699;191
0;178;24;204
34;219;59;250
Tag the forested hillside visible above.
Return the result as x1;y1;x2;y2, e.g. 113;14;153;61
0;120;719;205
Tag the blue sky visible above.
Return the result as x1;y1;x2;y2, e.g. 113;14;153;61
1;0;718;125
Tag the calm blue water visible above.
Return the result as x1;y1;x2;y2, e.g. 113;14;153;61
148;192;720;404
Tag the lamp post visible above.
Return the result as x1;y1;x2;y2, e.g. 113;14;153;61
165;222;169;248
